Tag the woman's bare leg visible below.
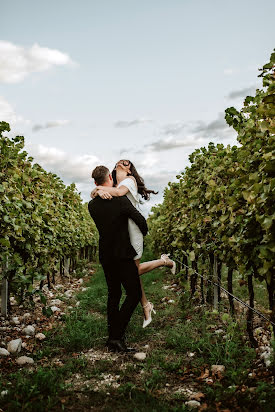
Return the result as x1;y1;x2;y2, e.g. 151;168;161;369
135;256;175;320
135;259;151;320
138;259;165;276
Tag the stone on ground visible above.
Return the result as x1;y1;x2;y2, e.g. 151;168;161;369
7;338;22;354
133;352;146;361
0;348;10;356
185;400;201;409
35;333;46;340
23;325;35;336
16;356;34;365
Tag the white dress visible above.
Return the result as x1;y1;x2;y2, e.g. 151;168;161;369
118;177;143;260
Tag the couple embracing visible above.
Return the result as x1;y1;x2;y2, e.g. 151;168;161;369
88;159;175;353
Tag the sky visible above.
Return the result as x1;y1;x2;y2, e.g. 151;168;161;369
1;0;274;215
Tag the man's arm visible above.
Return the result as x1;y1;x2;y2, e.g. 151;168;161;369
120;197;148;236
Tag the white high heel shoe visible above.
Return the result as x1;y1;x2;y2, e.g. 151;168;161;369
142;302;156;328
161;254;176;275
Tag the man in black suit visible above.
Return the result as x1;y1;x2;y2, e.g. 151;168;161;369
88;165;148;353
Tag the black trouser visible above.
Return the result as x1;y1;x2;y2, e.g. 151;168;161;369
101;258;142;341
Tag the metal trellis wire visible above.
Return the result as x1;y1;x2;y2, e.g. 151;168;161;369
170;254;275;327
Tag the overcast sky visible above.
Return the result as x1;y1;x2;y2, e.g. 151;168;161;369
1;0;274;215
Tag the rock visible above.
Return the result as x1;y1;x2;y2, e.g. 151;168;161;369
75;301;80;307
10;296;17;305
185;400;201;409
77;278;83;284
215;329;224;335
55;284;63;290
64;290;73;298
133;352;146;361
50;299;62;306
1;390;8;396
22;313;31;320
35;333;46;341
50;306;60;313
16;356;34;365
187;352;195;357
11;317;20;325
81;287;88;292
7;338;22;354
211;365;225;375
23;325;35;336
168;299;175;303
0;348;10;356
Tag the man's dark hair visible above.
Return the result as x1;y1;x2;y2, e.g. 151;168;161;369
91;165;110;185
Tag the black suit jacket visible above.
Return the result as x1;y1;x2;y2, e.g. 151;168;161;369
88;196;148;263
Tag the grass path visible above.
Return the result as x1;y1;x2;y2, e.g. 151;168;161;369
1;255;274;411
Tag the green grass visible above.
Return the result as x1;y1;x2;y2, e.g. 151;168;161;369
1;249;274;412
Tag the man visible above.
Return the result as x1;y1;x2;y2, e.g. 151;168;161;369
88;165;148;353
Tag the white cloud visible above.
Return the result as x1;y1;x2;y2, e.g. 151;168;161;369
145;113;236;152
226;85;258;99
0;96;29;126
145;136;202;152
26;143;100;185
0;41;75;83
32;120;70;132
138;169;178;217
193;112;228;136
114;118;152;128
159;122;186;136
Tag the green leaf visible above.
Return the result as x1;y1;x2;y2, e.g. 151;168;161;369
0;238;10;248
262;217;273;230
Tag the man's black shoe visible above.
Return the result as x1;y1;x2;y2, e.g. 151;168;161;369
106;339;136;353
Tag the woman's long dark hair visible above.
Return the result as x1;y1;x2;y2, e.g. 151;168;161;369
112;160;158;201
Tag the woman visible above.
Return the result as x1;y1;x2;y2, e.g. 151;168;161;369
91;159;176;328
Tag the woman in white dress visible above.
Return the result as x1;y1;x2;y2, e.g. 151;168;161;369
91;159;175;328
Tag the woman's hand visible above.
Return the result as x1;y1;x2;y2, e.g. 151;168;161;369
90;188;99;198
97;190;113;200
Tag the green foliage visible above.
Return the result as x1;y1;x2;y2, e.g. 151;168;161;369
0;123;98;300
148;51;275;318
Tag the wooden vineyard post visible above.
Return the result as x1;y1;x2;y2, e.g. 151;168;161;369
217;260;222;303
1;260;8;316
227;265;235;316
213;254;218;310
247;273;258;348
64;257;70;276
207;252;214;304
